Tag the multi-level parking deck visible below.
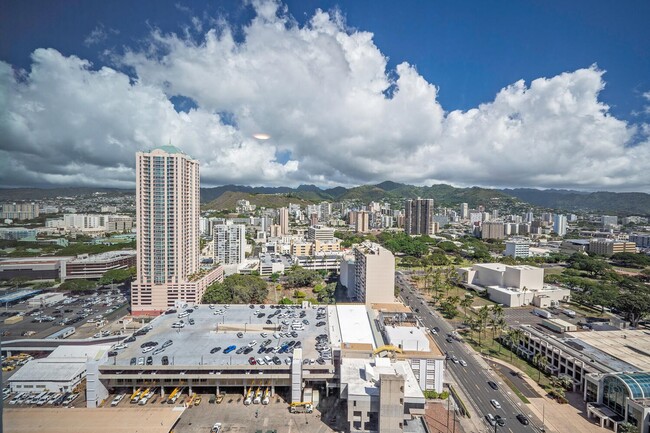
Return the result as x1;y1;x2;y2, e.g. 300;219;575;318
98;304;335;395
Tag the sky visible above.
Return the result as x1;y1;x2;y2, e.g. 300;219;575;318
1;0;649;192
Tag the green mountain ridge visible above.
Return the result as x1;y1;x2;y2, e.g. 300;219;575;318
1;183;648;215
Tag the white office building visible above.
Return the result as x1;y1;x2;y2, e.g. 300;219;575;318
504;241;530;258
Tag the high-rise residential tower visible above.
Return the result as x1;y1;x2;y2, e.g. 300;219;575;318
404;198;434;235
279;207;289;235
131;146;223;315
353;242;395;305
460;203;469;220
213;223;246;265
553;214;568;237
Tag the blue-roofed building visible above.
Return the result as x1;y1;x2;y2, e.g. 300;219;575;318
585;371;650;432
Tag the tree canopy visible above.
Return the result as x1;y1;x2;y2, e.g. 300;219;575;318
202;274;268;304
59;279;96;291
99;267;136;286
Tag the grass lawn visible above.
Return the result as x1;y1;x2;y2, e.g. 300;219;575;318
465;335;553;390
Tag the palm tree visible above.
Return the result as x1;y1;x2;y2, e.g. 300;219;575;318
460;296;474;318
492;303;504;320
506;328;523;361
533;353;547;383
468;318;481;345
478;305;490;342
495;317;507;353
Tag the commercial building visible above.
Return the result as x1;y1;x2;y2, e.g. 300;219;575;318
628;233;650;249
481;221;505;240
553;214;567;236
131;146;223;315
404;199;434;236
1;202;39;220
293;254;341;271
602;215;618;227
28;292;66;308
307;225;335;242
0;227;38;241
353;242;395;305
588;239;637;256
504;241;530;258
213;223;246;265
508;325;650;432
0;256;72;281
62;250;136;281
340;357;425;433
457;264;567;307
8;345;110;401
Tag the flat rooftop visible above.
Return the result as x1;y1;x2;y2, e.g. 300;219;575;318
341;357;424;401
4;407;183;433
566;329;650;372
112;304;330;366
335;304;377;349
70;250;135;263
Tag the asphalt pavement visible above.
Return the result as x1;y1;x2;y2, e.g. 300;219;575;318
396;272;545;433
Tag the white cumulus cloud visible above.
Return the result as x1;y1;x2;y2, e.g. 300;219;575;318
0;0;648;191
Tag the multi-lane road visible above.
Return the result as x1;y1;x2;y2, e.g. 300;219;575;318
396;272;544;433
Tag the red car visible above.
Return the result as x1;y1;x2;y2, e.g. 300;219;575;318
248;357;257;365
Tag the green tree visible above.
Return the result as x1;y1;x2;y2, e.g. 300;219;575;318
202;274;269;304
616;290;650;327
533;353;547;382
59;279;95;291
618;422;638;433
460;296;474;318
285;268;321;288
269;272;280;283
99;267;136;286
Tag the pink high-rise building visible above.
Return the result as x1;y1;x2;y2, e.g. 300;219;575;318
131;146;222;315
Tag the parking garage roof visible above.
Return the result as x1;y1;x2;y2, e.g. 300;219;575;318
110;304;330;367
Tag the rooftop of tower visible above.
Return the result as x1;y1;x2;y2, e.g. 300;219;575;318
151;145;186;155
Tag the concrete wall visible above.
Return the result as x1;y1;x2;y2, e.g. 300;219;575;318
378;374;405;433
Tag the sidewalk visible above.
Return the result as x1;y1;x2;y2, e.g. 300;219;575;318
486;356;608;433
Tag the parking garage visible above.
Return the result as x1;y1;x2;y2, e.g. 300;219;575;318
96;304;336;399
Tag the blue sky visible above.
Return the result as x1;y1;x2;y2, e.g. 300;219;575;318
1;1;649;191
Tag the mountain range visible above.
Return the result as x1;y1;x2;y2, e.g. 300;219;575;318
1;183;649;216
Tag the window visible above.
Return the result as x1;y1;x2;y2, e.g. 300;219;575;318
353;411;362;417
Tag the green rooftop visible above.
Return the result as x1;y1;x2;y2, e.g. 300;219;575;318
151;145;186;155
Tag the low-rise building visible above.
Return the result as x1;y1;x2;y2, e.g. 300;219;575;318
588;239;636;256
8;345;110;400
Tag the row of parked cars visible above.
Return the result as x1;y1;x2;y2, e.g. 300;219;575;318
8;391;79;406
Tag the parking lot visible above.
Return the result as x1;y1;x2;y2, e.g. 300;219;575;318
0;288;129;340
112;304;331;367
101;389;340;433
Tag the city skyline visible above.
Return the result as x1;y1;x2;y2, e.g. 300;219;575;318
1;1;649;193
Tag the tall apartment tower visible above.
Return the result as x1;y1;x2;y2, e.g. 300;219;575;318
353;242;395;305
553;214;568;236
279;207;289;235
355;211;370;233
213;223;246;265
132;146;223;315
404;198;434;235
460;202;469;220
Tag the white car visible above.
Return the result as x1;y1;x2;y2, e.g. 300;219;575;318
142;346;154;353
459;360;468;367
211;422;222;433
490;399;501;409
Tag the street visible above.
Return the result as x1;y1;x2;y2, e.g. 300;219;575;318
396;272;545;433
